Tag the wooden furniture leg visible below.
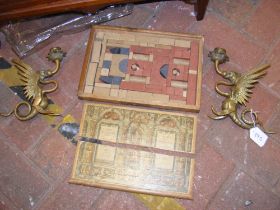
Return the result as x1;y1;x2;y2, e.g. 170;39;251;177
195;0;209;20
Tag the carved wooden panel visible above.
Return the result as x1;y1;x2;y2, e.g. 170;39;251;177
70;141;194;198
70;103;196;198
79;103;196;153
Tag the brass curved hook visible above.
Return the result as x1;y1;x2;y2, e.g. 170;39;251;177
41;80;58;94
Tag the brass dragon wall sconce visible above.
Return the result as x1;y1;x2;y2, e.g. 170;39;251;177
0;47;66;121
208;47;272;133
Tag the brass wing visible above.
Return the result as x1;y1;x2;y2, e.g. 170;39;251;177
12;59;41;102
231;65;268;106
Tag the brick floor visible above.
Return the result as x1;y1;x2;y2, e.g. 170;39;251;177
38;174;104;210
0;0;279;209
208;170;280;210
208;0;259;27
92;191;147;210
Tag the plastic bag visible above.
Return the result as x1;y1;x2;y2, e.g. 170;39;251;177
1;4;133;57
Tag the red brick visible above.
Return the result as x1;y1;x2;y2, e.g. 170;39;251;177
153;48;171;57
0;138;50;209
119;81;146;92
196;87;223;151
207;116;280;192
104;5;154;29
189;41;199;70
155;55;170;64
266;105;280;145
145;84;163;94
130;45;148;54
92;190;146;210
150;64;167;84
208;170;280;210
0;114;51;152
173;48;183;58
190;14;266;70
28;130;76;181
146;47;154;54
174;87;183;96
243;0;280;46
186;74;197;105
36;29;89;60
161;85;167;94
178;144;235;210
181;48;191;59
166;86;174;93
245;138;280;192
146;1;196;32
0;191;18;210
262;40;280;93
39;176;104;210
0;82;20;125
138;1;161;11
209;0;258;26
0;33;20;59
274;177;280;195
141;67;151;77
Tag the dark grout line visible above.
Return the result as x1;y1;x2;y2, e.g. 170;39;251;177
237;0;263;29
89;189;110;209
206;8;270;51
206;165;280;209
24;125;53;155
204;160;236;210
32;169;76;210
0;191;18;210
0;132;54;187
238;166;280;199
204;123;280;200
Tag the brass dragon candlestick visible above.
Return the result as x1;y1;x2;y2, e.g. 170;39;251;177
208;47;272;133
0;47;65;121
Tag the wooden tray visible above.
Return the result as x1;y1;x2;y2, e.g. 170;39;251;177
78;26;204;112
70;103;196;198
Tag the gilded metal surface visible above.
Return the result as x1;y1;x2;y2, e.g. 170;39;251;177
208;47;271;132
0;47;65;121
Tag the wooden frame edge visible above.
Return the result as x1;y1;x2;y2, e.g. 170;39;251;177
78;25;203;112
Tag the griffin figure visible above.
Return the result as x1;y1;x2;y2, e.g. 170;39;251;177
0;47;65;121
208;47;272;133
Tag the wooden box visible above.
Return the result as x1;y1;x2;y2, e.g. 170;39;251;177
78;26;204;112
70;103;196;198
